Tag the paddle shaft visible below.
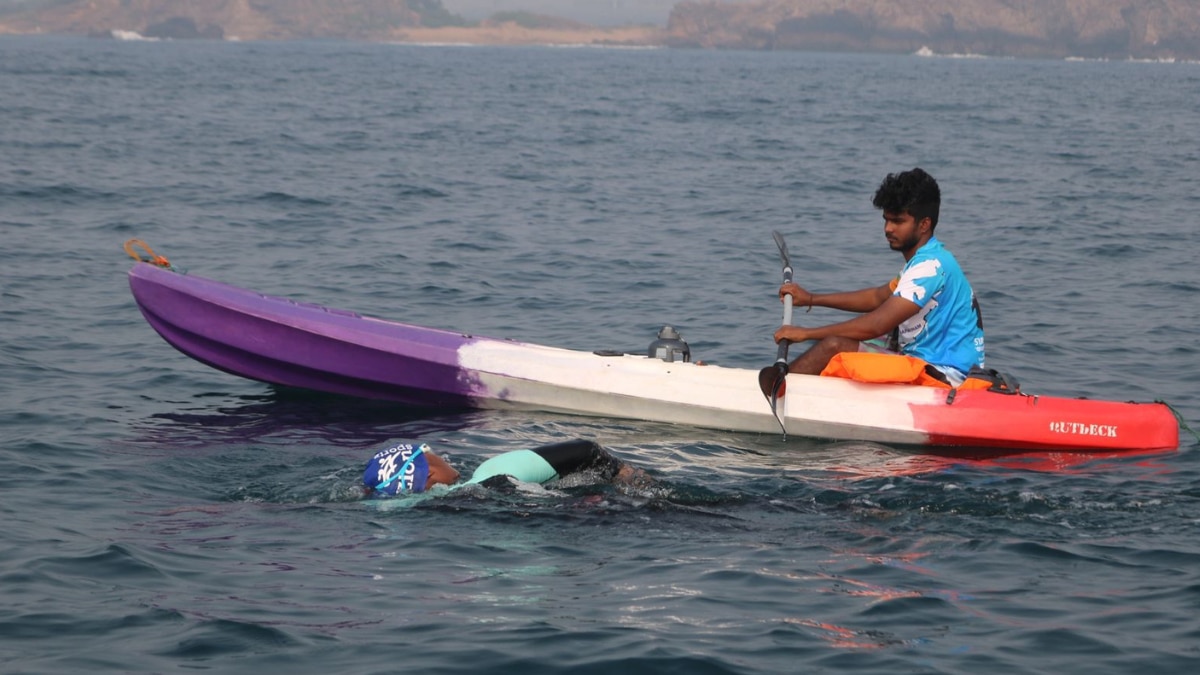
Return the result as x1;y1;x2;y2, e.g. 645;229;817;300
775;273;794;366
773;230;795;367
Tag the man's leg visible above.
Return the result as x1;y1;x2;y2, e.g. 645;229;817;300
786;336;861;375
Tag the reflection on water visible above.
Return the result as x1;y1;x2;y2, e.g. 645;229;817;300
130;387;478;449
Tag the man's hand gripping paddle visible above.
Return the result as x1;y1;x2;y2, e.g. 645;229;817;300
758;231;794;436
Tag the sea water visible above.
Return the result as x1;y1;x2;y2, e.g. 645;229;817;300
1;36;1199;673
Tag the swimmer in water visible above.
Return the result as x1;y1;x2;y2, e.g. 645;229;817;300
363;438;647;497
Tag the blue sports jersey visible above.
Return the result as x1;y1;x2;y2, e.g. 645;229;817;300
892;237;985;379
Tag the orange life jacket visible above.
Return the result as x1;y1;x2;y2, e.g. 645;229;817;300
820;352;950;388
820;352;1002;391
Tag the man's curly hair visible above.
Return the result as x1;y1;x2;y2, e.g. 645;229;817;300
872;168;941;230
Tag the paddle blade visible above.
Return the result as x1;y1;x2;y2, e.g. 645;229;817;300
772;230;791;270
758;362;788;402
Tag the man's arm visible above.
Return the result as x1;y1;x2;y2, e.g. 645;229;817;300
775;295;920;344
780;281;894;313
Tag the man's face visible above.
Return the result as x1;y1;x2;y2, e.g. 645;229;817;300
424;451;461;489
882;211;927;253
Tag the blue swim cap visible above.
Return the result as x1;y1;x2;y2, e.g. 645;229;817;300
364;443;431;495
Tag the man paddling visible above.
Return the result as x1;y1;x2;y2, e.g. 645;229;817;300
773;167;985;386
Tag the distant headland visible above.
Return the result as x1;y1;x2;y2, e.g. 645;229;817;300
2;0;1198;61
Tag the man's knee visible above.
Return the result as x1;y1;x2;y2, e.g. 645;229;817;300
819;336;860;353
788;336;862;375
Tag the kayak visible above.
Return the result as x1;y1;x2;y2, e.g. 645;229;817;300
127;261;1179;452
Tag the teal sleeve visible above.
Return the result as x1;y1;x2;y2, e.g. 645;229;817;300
466;449;559;485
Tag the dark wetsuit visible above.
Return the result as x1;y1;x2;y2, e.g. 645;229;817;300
467;439;625;487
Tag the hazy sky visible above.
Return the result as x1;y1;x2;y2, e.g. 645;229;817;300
0;0;683;26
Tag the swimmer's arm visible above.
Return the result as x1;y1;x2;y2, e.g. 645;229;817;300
531;440;622;479
467;450;558;485
535;440;649;486
467;440;644;486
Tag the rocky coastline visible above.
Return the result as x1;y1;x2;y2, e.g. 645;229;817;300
2;0;1198;60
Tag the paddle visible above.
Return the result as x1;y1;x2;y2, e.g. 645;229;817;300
758;231;794;435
